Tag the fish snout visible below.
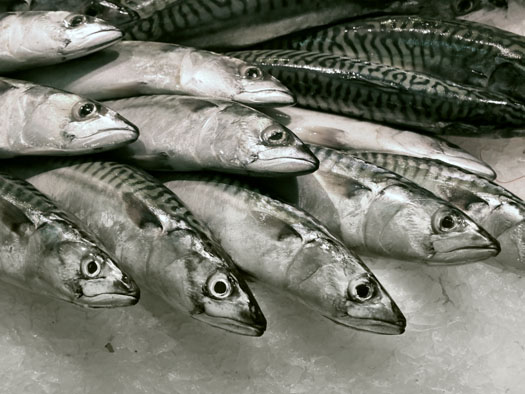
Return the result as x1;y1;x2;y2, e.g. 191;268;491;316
115;272;141;303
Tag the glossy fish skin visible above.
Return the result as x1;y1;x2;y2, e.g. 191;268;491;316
0;172;139;308
120;0;500;49
0;78;138;158
103;95;318;175
265;16;525;102
0;11;122;73
160;172;406;335
14;41;294;106
5;158;266;336
261;106;495;180
228;50;525;137
259;145;500;264
354;152;525;270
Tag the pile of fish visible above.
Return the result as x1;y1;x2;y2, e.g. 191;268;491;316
0;0;522;343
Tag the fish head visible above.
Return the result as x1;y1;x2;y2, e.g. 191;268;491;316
153;229;266;336
28;221;139;307
23;91;138;154
41;11;124;58
84;1;138;26
287;233;405;335
209;103;318;175
363;184;500;263
179;50;295;106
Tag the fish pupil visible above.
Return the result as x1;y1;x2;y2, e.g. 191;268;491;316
269;131;283;141
87;261;98;275
79;103;95;117
356;284;370;299
213;281;228;295
441;216;455;230
70;15;85;27
245;67;262;79
456;0;473;12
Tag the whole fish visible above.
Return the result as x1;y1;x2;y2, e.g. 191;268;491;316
261;106;495;179
0;11;122;72
0;77;138;157
159;172;406;335
257;145;500;264
119;0;503;49
4;158;267;336
103;95;318;175
353;152;525;269
0;171;140;307
13;41;295;105
263;16;525;102
228;50;525;137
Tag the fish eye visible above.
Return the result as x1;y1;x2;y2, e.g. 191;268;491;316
348;276;376;303
454;0;476;14
73;102;98;121
207;273;232;299
432;209;463;233
261;126;291;146
82;258;101;278
65;14;87;28
241;66;263;80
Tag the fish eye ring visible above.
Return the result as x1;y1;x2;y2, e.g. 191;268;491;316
82;258;101;278
65;14;87;28
454;0;477;14
241;66;263;80
72;102;98;121
261;126;290;146
207;273;232;299
348;277;376;302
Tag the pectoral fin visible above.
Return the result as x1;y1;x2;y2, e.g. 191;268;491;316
0;198;34;237
122;192;163;231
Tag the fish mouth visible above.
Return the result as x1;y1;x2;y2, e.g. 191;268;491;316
248;157;319;175
233;90;296;106
63;28;122;57
325;316;406;335
429;244;501;264
192;314;266;337
77;293;139;308
69;126;138;150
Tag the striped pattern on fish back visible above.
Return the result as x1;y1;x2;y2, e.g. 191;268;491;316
45;159;218;242
123;0;344;41
228;50;525;129
0;171;98;244
266;16;525;70
353;152;525;208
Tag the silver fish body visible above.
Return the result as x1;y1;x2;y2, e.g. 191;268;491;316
13;41;294;106
261;106;495;179
119;0;502;49
160;172;406;335
354;152;525;270
4;158;266;336
258;145;500;264
0;171;140;307
0;77;138;157
0;11;122;72
103;95;318;175
228;50;525;137
264;16;525;102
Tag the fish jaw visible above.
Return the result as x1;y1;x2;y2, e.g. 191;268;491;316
233;89;295;106
193;305;267;337
61;16;123;59
77;272;140;308
247;145;319;175
429;226;501;264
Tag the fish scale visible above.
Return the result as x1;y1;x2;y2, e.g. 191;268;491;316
263;16;525;101
353;151;525;269
228;49;525;136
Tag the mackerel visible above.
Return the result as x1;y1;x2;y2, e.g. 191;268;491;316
4;158;267;336
104;95;318;175
228;50;525;137
261;106;495;179
0;77;138;157
0;171;139;307
118;0;505;49
257;145;500;264
159;172;406;335
14;41;294;105
0;11;122;72
263;16;525;102
353;152;525;269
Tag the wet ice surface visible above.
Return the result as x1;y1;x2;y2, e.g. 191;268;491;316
2;4;525;394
